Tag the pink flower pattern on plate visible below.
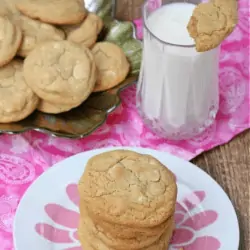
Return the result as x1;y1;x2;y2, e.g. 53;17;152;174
35;184;80;250
35;183;220;250
171;191;220;249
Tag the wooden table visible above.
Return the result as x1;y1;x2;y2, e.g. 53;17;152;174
114;2;250;249
193;131;250;250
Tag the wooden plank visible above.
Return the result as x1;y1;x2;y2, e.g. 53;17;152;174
114;0;144;20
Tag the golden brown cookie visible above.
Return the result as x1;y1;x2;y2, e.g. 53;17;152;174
37;100;80;114
16;0;87;25
79;203;174;250
0;0;19;17
64;13;103;49
78;150;177;228
87;207;171;239
23;40;97;105
78;219;98;250
0;15;22;67
91;42;130;92
0;60;39;123
0;0;12;16
212;0;238;30
187;0;238;52
13;15;65;58
78;215;175;250
144;219;174;250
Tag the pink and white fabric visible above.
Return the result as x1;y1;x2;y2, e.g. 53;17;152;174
0;0;249;248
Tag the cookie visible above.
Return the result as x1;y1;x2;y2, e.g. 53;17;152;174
91;42;130;92
78;216;175;250
0;1;12;16
64;13;103;48
23;40;97;105
16;0;87;25
212;0;238;30
14;15;65;57
0;16;22;67
78;150;177;228
86;207;171;239
0;60;39;123
78;218;99;250
37;100;80;114
0;0;19;17
79;202;174;250
187;1;238;52
144;219;175;250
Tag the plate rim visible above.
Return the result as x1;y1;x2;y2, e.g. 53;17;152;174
13;146;240;250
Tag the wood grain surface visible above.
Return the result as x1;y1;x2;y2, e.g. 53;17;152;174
114;0;145;20
114;2;250;249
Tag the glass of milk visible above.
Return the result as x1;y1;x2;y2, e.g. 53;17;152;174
136;0;220;140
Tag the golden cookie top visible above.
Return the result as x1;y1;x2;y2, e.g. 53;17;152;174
23;40;96;105
0;15;22;67
187;0;238;52
64;13;103;48
79;150;177;227
0;60;38;116
16;0;87;25
16;15;65;57
92;42;130;92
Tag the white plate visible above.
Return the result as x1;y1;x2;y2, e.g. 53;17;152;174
14;147;239;250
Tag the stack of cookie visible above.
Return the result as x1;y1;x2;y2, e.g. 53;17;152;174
0;0;130;123
78;150;177;250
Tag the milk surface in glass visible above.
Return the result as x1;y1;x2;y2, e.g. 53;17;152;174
137;0;220;140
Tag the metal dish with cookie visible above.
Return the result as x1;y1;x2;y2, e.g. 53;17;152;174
0;0;142;138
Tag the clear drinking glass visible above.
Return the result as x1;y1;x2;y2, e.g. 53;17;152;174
136;0;220;140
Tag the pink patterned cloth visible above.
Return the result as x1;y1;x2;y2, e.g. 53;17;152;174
0;0;249;249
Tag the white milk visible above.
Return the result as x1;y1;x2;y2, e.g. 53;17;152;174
137;2;219;139
147;3;195;45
